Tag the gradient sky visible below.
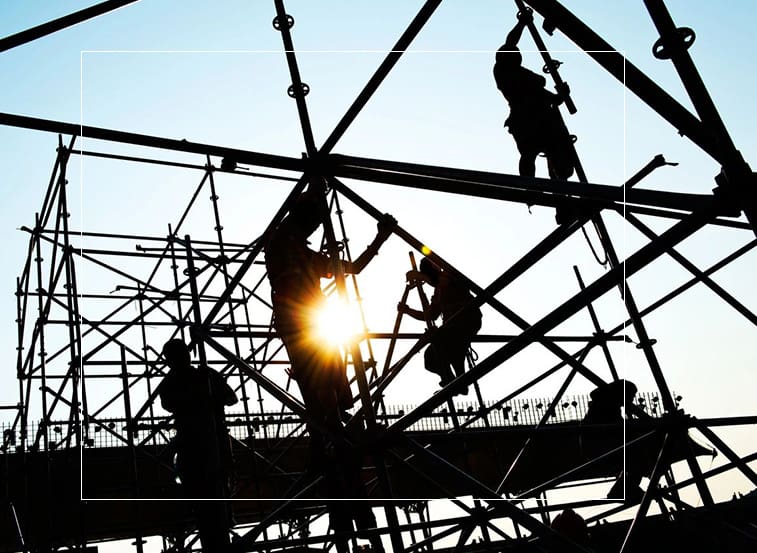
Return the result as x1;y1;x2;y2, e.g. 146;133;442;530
1;1;756;548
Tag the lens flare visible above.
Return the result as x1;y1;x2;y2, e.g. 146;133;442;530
313;296;361;347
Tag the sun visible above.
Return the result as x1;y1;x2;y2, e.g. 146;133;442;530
312;295;363;347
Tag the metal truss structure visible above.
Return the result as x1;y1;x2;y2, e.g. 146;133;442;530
2;0;757;552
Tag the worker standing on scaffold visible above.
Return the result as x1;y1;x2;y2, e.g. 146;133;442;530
398;257;482;395
264;178;394;551
264;178;395;447
158;338;238;552
493;8;575;180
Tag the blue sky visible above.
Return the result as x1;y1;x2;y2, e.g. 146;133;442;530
1;0;756;536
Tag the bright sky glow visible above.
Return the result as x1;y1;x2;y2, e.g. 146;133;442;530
313;293;363;348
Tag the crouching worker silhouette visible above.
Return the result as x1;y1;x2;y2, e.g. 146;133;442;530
493;9;575;180
551;508;590;547
582;379;644;503
158;338;238;552
398;257;482;395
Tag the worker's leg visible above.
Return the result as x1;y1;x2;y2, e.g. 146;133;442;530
295;375;332;478
545;109;575;180
195;500;232;553
518;150;538;177
447;318;481;390
514;125;540;178
180;457;232;552
446;343;469;396
451;352;465;379
548;146;575;180
327;501;353;553
424;344;454;387
354;504;385;553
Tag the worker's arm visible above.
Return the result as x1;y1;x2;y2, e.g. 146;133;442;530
397;270;430;320
341;214;397;275
425;287;443;320
501;9;532;51
405;269;428;284
398;282;442;321
545;87;564;107
397;303;425;321
221;380;238;406
158;376;180;413
397;299;441;321
159;392;176;414
208;368;238;406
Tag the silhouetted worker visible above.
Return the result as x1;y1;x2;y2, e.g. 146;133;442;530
328;498;384;553
551;508;590;547
582;379;644;502
264;182;395;533
493;9;575;180
265;184;395;437
583;379;637;426
158;338;238;552
398;257;482;394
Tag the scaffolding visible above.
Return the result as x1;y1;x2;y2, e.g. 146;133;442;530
2;0;757;552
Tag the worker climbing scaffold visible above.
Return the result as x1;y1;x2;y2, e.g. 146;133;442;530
264;177;395;445
157;338;238;552
493;7;576;181
264;177;394;552
398;255;482;396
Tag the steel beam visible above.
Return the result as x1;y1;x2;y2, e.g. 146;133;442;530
320;0;443;153
574;266;619;380
592;211;679;412
627;212;757;327
388;208;712;433
694;422;757;487
619;434;671;553
272;0;317;155
330;178;609;401
203;334;306;420
0;113;305;173
201;175;308;326
642;0;737;156
70;148;300;181
329;153;720;212
522;0;721;162
397;437;592;552
0;0;140;53
642;0;757;234
604;238;757;338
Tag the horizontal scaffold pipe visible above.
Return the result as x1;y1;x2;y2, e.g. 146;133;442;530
205;330;626;342
329;154;724;214
75;359;291;367
34;228;258;248
24;292;247;303
613;204;751;230
70;148;301;181
0;112;306;173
